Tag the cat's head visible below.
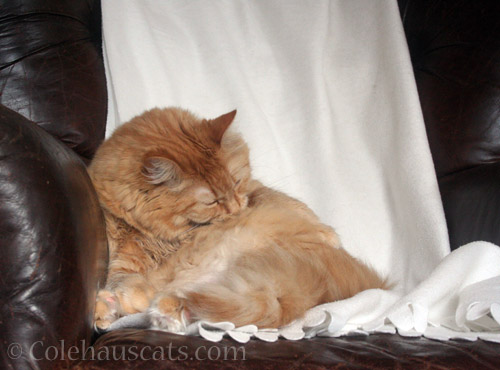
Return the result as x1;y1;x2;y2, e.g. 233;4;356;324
91;107;252;241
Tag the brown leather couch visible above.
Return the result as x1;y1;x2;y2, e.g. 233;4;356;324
1;0;499;369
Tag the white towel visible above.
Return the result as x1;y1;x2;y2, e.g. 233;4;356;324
101;0;500;343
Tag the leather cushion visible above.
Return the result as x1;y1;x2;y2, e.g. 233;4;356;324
73;329;500;369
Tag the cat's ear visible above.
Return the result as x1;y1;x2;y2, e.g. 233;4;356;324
208;109;237;144
142;155;182;187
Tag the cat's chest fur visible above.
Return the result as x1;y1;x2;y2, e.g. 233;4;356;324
104;210;185;273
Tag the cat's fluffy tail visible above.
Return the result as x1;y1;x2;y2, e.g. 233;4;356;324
184;283;305;328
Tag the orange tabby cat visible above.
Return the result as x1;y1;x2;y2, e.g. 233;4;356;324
89;107;387;331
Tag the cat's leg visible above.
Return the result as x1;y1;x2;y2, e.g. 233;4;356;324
95;222;161;329
114;274;156;315
94;289;120;330
94;274;156;330
147;267;210;332
148;292;190;332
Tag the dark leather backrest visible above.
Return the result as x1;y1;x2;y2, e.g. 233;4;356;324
398;0;500;179
0;0;107;162
399;0;500;250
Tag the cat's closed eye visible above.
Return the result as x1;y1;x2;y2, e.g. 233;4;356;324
203;199;219;206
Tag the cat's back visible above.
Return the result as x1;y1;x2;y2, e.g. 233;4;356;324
198;181;336;253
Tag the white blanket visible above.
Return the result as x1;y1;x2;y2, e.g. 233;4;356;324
101;0;500;343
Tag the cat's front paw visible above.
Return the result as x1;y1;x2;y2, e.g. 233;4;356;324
149;295;188;333
94;290;119;330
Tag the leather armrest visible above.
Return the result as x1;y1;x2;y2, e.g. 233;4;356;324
439;162;500;250
0;106;107;369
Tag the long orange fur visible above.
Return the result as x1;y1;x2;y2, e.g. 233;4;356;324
89;107;387;331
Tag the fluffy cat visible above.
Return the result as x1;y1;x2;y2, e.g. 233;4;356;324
89;107;387;331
